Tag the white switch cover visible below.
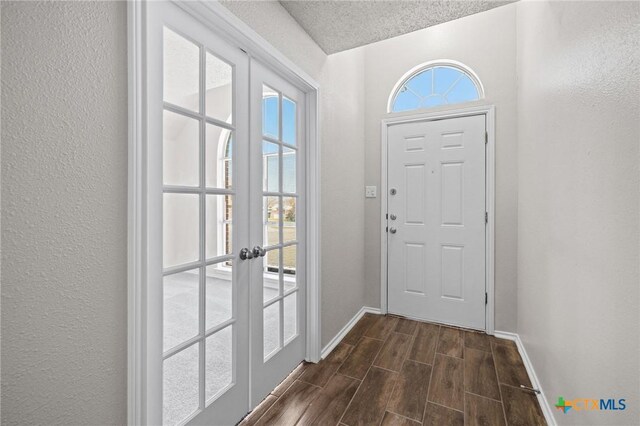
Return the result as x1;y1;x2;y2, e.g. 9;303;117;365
365;186;377;198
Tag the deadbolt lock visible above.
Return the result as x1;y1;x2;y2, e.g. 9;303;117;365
390;188;397;195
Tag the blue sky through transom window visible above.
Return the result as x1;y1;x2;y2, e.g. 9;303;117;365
391;65;481;113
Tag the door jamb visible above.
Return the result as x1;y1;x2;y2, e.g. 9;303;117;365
127;1;322;424
379;105;495;334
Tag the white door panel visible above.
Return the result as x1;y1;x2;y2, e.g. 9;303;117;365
249;60;306;407
148;2;250;424
387;115;486;330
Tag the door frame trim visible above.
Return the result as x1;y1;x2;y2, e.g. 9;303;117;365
379;105;495;334
127;1;322;424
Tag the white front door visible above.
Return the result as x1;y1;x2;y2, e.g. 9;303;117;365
249;61;306;405
387;114;486;330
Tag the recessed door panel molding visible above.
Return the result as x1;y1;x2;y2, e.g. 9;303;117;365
441;161;464;226
405;134;426;152
441;245;464;300
404;243;426;294
440;131;464;149
404;164;426;225
386;113;486;330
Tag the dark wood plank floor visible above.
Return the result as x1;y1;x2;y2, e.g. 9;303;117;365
239;314;546;426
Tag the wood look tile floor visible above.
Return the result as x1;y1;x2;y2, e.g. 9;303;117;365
239;314;546;426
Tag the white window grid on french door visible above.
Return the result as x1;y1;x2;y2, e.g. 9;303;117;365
261;85;300;360
161;24;238;419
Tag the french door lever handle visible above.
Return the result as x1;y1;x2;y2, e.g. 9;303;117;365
239;248;254;260
252;246;266;257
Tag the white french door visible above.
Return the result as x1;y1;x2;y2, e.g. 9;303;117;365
249;61;306;404
147;2;250;425
387;114;486;330
145;2;306;425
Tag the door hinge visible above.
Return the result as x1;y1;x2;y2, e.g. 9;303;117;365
386;226;388;233
386;213;388;219
485;212;488;224
485;292;488;305
485;131;488;144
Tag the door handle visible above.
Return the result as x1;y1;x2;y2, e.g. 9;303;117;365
239;248;254;260
252;245;266;257
389;227;397;234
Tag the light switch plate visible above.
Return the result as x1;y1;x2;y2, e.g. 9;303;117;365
365;186;377;198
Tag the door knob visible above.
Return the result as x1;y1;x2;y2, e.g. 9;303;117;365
389;227;397;234
252;245;266;257
239;248;254;260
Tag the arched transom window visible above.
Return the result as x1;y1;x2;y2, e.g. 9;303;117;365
389;60;484;113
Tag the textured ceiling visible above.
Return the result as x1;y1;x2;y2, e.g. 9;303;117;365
279;1;515;54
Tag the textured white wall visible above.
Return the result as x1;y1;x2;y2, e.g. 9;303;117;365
1;1;128;425
317;50;367;345
516;1;640;424
220;1;368;346
359;4;519;331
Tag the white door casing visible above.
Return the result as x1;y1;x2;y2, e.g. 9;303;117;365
386;113;488;330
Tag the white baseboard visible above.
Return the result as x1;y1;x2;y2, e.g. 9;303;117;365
494;331;556;426
320;306;381;359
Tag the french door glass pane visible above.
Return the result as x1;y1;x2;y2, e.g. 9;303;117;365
163;269;199;352
205;325;233;401
262;85;279;139
163;110;199;187
263;302;280;358
284;278;296;294
283;244;297;279
206;263;233;331
282;96;296;146
283;293;297;342
163;344;199;425
282;197;296;243
264;196;280;247
206;195;233;260
205;123;233;189
163;28;199;112
263;249;280;304
163;193;199;268
263;141;279;192
282;147;296;194
205;52;233;124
